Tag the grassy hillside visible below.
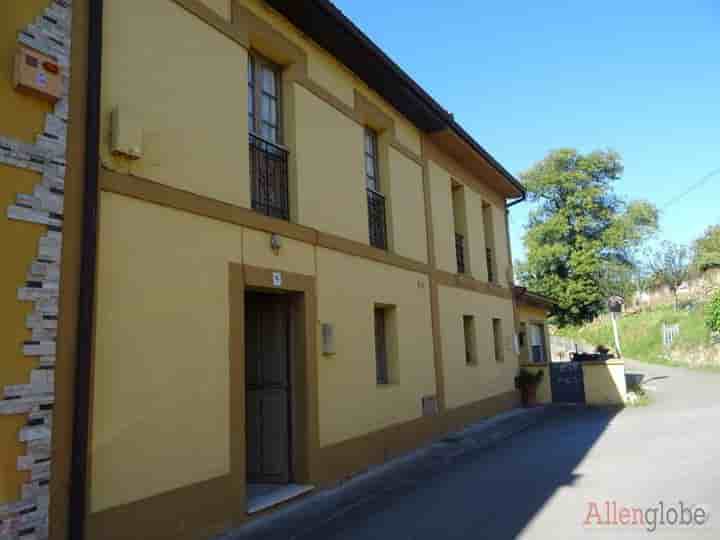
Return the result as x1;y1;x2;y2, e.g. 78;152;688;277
555;303;713;366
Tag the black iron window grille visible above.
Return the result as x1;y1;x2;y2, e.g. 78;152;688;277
486;247;495;283
367;188;387;250
456;233;466;274
249;133;289;221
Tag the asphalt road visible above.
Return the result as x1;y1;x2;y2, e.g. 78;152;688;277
297;361;720;539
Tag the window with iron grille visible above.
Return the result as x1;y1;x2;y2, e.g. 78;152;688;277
456;233;466;274
365;129;387;249
248;53;289;220
483;203;496;282
486;248;494;283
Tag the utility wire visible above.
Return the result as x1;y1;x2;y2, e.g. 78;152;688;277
660;168;720;210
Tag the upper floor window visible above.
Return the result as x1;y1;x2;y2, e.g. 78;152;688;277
483;203;496;283
248;52;289;221
248;54;281;143
452;183;467;274
365;129;387;249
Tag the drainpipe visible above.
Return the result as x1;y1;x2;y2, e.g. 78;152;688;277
505;192;526;209
70;0;103;538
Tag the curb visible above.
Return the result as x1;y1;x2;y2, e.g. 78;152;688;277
217;405;563;540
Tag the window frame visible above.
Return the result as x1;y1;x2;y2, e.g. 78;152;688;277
364;128;380;193
374;305;398;385
463;315;477;366
492;318;504;363
248;51;283;145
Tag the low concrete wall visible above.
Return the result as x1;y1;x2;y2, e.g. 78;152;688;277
582;361;627;405
520;364;552;404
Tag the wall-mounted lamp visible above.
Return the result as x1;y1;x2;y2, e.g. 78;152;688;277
270;233;282;253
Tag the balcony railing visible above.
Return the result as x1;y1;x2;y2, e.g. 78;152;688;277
367;188;387;250
455;233;466;274
486;248;495;283
249;133;289;221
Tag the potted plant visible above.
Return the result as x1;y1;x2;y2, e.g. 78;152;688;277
515;368;544;407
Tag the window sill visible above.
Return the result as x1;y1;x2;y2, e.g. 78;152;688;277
376;382;400;388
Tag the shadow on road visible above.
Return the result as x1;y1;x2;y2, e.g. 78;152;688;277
297;406;621;540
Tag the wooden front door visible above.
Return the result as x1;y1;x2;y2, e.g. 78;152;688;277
245;292;291;484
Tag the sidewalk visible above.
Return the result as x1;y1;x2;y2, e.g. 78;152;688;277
217;405;566;540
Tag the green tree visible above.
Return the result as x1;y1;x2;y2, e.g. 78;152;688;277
519;149;658;326
693;224;720;272
648;241;690;311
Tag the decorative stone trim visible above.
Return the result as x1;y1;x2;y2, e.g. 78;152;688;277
0;2;73;538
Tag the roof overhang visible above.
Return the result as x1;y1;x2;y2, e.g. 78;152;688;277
514;286;557;311
264;0;525;200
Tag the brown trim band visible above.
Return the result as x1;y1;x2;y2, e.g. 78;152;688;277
314;389;519;485
100;168;318;245
433;270;513;300
292;77;423;165
316;231;429;275
99;169;432;277
172;0;249;48
86;475;237;540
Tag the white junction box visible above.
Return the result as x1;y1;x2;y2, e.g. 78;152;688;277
111;106;144;159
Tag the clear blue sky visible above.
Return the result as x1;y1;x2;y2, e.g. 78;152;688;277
334;0;719;260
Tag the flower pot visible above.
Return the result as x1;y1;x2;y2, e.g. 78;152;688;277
521;384;539;408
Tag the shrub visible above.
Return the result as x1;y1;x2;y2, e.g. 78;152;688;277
706;292;720;334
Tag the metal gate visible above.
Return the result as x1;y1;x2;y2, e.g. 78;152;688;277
550;362;585;403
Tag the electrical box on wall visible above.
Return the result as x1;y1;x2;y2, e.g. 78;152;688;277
111;106;144;160
13;46;63;103
321;323;336;355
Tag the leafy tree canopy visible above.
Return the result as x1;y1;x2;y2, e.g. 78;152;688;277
693;224;720;272
518;149;658;326
647;241;690;311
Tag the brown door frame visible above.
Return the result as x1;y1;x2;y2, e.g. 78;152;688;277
229;264;319;496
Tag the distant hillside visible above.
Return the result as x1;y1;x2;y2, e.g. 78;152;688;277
555;303;718;368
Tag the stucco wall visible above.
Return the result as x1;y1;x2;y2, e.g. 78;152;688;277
0;0;58;504
91;193;244;512
101;0;249;207
316;248;435;446
387;148;428;263
428;161;456;273
292;84;368;244
583;362;627;406
438;286;517;410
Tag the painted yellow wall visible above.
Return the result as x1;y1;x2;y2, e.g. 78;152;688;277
0;0;58;505
293;84;369;244
428;161;455;273
101;0;249;207
583;362;627;406
518;304;550;323
438;286;518;410
316;248;435;446
463;188;489;281
91;192;245;513
387;148;428;263
242;228;316;276
203;0;231;20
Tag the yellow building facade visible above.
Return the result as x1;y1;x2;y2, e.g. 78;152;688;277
0;1;549;539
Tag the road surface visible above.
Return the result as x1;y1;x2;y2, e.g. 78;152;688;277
297;360;720;539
